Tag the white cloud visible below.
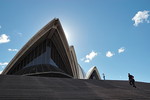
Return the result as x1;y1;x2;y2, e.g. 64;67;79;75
0;62;8;66
8;48;18;52
17;32;23;36
118;47;125;53
132;10;150;26
81;51;98;63
0;34;10;44
80;58;85;61
84;59;90;63
0;71;2;74
0;62;8;72
86;51;98;60
106;51;115;57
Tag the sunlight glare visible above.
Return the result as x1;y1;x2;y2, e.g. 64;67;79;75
63;26;72;44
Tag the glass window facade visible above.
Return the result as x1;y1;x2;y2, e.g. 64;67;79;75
7;36;72;77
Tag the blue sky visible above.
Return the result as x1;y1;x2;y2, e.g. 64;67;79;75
0;0;150;82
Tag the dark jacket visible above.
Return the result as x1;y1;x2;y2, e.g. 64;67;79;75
128;74;134;80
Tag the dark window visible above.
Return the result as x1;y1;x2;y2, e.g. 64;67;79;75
51;41;67;73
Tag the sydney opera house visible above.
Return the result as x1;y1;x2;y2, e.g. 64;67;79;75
2;18;101;80
1;19;150;100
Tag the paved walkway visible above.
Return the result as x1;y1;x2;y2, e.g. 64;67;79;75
0;75;150;100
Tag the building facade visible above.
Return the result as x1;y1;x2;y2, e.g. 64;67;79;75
2;18;101;79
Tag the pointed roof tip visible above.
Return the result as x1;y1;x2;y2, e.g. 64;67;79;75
54;18;59;21
86;66;101;80
2;18;72;75
92;66;97;68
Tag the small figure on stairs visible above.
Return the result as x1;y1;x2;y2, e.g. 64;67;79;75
102;73;105;80
128;73;136;88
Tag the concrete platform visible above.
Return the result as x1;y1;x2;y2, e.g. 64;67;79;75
0;75;150;100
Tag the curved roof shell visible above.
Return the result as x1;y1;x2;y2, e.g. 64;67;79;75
2;18;74;77
86;66;101;80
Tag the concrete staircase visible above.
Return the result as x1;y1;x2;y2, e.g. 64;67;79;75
0;75;150;100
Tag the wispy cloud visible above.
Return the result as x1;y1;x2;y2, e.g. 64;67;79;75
0;62;8;72
0;25;1;29
132;10;150;26
17;32;23;36
8;48;18;52
0;62;8;66
0;34;10;44
81;51;98;63
118;47;125;53
80;58;85;61
84;59;90;63
106;51;115;58
0;70;2;74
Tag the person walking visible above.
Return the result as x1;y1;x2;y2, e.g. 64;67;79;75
128;73;136;88
102;73;105;80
